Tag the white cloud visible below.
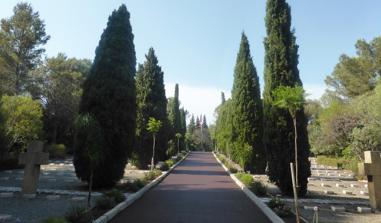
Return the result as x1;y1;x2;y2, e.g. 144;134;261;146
165;83;230;124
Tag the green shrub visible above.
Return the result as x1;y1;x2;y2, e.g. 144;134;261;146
117;179;146;192
144;170;162;182
251;181;267;196
267;197;291;217
104;189;126;203
165;159;174;168
42;217;68;223
64;206;92;223
96;196;116;210
235;173;253;187
0;158;22;171
317;155;359;176
48;144;66;159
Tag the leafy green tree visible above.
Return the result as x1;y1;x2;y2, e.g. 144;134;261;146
263;0;310;196
325;37;381;99
215;99;234;156
75;4;136;188
74;114;103;209
135;48;170;168
273;85;305;187
147;117;162;170
32;54;91;148
1;95;43;153
0;2;50;95
230;33;265;172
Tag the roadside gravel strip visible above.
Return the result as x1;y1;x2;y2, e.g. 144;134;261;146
213;152;285;223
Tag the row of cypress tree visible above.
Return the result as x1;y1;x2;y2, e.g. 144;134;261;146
214;0;310;196
73;5;187;188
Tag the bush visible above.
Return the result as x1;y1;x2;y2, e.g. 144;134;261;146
165;159;174;168
317;155;359;175
267;196;291;217
42;217;68;223
117;179;146;192
104;189;126;203
65;206;92;223
0;158;22;171
48;144;66;159
251;181;267;196
144;170;162;182
235;173;254;187
96;196;116;210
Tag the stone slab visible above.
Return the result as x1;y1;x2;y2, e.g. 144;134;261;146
357;206;372;213
331;206;346;212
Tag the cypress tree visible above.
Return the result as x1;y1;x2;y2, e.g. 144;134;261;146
135;48;169;168
231;33;265;172
202;115;208;129
263;0;310;196
179;108;187;150
221;92;226;104
75;4;136;188
168;84;181;136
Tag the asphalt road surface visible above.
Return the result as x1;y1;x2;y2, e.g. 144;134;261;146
110;152;271;223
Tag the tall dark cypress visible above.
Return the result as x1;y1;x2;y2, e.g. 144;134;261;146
135;48;169;168
188;115;196;134
169;84;181;136
263;0;310;196
231;33;265;173
179;108;187;150
74;4;136;188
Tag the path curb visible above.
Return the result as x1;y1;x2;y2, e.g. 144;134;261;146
213;152;284;223
94;153;189;223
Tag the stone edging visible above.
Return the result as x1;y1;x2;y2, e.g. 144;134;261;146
213;152;284;223
94;153;189;223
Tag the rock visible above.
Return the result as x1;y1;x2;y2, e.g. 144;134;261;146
0;193;13;198
46;195;60;200
342;190;354;195
22;194;36;199
155;161;168;171
331;206;346;212
357;206;372;213
71;197;86;201
0;214;12;222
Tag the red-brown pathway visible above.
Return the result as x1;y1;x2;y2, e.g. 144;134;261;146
110;152;271;223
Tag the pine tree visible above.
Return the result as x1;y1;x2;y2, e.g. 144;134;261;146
188;115;196;134
135;48;170;168
231;33;265;173
202;115;208;129
74;4;136;188
196;116;201;128
263;0;310;196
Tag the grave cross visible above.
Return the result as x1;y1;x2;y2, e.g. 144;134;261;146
358;151;381;210
18;141;49;195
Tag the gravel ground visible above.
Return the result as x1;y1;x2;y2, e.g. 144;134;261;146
0;193;89;223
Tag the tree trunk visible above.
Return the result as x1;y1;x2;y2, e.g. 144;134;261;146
177;138;180;155
87;169;93;209
293;116;299;188
151;134;156;171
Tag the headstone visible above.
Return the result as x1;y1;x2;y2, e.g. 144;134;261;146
331;206;346;212
18;141;49;195
358;151;381;210
357;206;372;213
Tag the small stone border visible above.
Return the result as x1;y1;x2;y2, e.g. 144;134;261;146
213;152;284;223
93;152;189;223
0;186;102;197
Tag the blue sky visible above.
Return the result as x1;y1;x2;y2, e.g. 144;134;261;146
1;0;381;122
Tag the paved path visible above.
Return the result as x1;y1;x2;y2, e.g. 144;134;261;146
111;152;271;223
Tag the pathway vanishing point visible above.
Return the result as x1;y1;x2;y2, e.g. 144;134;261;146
110;152;271;223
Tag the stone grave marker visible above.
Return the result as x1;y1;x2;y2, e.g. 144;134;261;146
18;141;49;195
358;151;381;210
